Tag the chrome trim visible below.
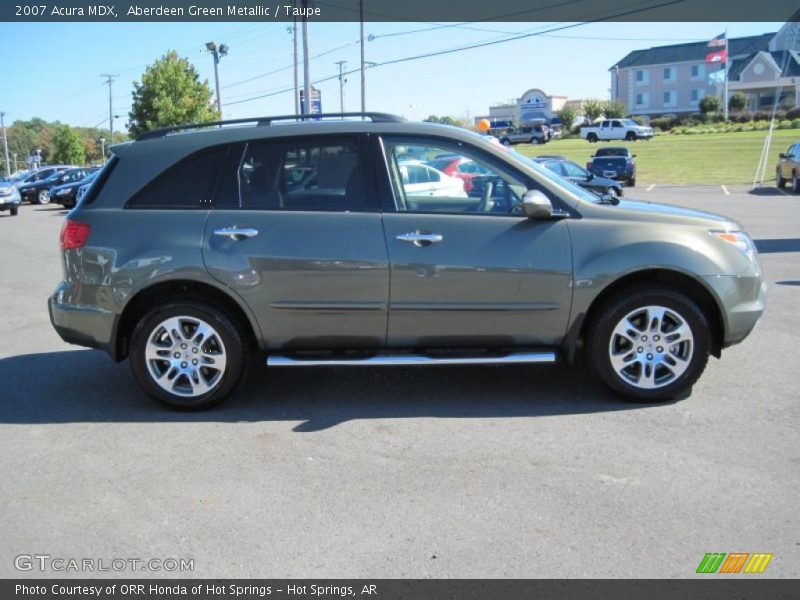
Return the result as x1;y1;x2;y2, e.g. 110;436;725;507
267;351;557;367
396;232;443;245
214;226;259;239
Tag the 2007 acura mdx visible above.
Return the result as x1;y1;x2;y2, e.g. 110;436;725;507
48;113;765;410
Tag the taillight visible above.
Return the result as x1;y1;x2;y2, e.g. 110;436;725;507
60;220;91;250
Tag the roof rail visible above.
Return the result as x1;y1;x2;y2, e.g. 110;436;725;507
135;112;406;141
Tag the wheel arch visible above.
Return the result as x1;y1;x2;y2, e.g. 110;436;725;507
114;279;263;361
563;268;725;364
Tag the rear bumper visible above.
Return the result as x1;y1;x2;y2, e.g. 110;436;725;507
48;282;119;359
702;273;767;347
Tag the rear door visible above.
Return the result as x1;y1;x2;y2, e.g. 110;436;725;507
202;135;390;351
376;135;573;349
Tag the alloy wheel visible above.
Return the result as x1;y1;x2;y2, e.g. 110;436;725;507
608;305;694;390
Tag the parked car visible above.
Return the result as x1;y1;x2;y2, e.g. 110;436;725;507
0;176;21;216
397;161;467;198
534;158;624;199
49;170;100;209
49;112;765;410
587;146;637;186
13;165;75;188
580;119;654;143
775;143;800;192
18;167;91;204
425;156;491;195
499;124;550;146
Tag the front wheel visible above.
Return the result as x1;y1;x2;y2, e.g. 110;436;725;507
10;207;18;216
605;187;619;199
628;177;636;187
531;137;540;145
129;301;248;410
625;132;637;141
776;170;786;188
792;172;800;193
587;133;598;143
587;286;710;402
501;138;511;146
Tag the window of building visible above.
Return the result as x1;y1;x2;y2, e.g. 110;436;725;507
691;64;704;80
662;90;677;107
690;89;705;105
635;70;649;85
663;67;675;83
635;92;649;107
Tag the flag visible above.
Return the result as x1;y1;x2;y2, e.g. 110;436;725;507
708;69;726;84
708;33;726;47
706;48;727;63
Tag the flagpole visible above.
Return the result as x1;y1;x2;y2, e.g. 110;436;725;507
724;27;729;121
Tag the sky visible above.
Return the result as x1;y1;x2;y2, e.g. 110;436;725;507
0;20;784;130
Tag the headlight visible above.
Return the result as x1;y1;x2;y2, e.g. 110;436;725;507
709;229;757;262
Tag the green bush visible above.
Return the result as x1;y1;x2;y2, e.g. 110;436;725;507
792;118;800;128
650;117;673;131
786;107;800;119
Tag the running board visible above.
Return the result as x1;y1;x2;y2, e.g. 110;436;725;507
267;351;557;367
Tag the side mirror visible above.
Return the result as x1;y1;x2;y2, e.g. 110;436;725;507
632;154;637;158
586;172;594;180
779;153;787;159
522;189;553;219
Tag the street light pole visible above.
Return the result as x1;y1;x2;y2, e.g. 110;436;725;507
292;8;300;115
0;111;10;177
99;137;106;161
101;74;116;145
335;60;347;112
206;41;229;116
301;0;311;116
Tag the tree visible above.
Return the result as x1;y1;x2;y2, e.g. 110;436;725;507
699;95;722;115
602;100;626;118
51;125;86;165
128;50;218;137
728;92;747;113
557;106;577;132
583;99;604;122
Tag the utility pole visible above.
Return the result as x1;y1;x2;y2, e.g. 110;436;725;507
12;153;17;173
292;8;300;115
101;74;116;145
359;0;365;113
0;112;10;177
723;27;729;122
206;42;229;116
335;60;347;113
301;0;311;116
99;137;106;161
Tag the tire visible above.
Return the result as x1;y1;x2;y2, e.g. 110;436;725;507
10;207;18;216
776;169;786;188
587;133;598;143
792;172;800;194
531;137;540;145
628;177;636;187
605;187;619;199
501;138;511;146
129;300;249;410
37;190;50;205
625;131;637;141
586;285;710;402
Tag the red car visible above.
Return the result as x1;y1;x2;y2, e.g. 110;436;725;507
425;156;491;194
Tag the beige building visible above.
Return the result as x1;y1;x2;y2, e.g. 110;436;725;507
611;23;800;115
475;88;567;128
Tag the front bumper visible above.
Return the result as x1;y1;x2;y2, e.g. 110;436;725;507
702;273;767;347
0;197;21;208
49;281;119;359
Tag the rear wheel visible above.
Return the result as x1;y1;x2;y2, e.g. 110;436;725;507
531;137;540;145
587;133;598;143
587;286;710;402
628;177;636;187
37;190;50;205
129;301;248;410
501;138;511;146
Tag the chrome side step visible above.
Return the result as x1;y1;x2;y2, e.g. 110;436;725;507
267;351;556;367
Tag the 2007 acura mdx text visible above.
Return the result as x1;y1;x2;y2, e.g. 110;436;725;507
48;113;766;409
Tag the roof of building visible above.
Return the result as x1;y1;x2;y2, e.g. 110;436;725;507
612;33;775;69
727;50;800;80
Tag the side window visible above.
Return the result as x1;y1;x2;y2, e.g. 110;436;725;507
382;137;530;216
129;146;227;208
612;120;622;128
237;136;364;212
562;162;587;178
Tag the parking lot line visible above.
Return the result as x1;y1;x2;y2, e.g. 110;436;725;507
646;184;656;191
721;185;730;195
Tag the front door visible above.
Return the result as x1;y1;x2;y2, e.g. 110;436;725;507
378;136;573;349
202;135;390;351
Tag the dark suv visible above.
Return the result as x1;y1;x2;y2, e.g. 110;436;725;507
49;113;765;410
586;147;636;187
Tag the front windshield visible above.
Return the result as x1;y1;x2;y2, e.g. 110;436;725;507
622;119;640;127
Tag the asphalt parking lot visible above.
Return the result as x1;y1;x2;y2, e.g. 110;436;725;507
0;185;798;579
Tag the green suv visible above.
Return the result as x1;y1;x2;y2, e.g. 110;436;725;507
48;113;765;409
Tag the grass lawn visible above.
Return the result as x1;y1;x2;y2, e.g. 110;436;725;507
515;129;800;185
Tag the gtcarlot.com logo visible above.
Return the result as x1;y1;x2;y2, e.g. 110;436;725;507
696;552;773;574
14;554;194;573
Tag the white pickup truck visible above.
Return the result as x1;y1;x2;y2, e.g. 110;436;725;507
580;119;654;143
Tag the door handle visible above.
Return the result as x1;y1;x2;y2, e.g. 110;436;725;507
396;232;443;247
214;226;259;240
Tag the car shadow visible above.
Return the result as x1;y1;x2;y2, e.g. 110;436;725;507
0;350;661;431
754;238;800;253
748;187;788;196
33;207;67;213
